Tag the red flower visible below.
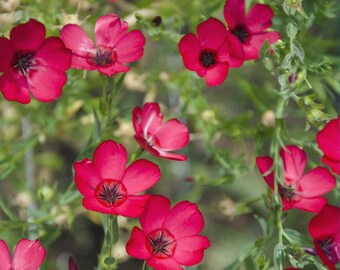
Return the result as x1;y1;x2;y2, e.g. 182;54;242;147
73;140;161;218
0;239;46;270
132;102;190;161
69;257;79;270
308;204;340;270
224;0;280;60
0;19;71;104
256;145;336;212
126;195;210;270
178;17;244;86
61;14;145;77
316;115;340;175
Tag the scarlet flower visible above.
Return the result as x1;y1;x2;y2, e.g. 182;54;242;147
61;14;145;77
308;204;340;270
256;145;336;212
73;140;161;217
0;19;71;104
178;17;244;86
0;239;46;270
126;195;210;270
224;0;280;60
132;102;190;161
316;115;340;175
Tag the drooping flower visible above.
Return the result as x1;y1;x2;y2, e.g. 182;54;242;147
73;140;161;218
178;17;244;86
126;195;210;270
0;19;71;104
0;239;46;270
132;102;190;161
61;14;145;77
224;0;280;60
256;145;336;212
308;204;340;270
316;115;340;175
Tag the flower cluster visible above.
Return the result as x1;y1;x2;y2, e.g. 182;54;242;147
178;0;280;86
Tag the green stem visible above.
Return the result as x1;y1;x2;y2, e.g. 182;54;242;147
142;261;147;270
130;147;144;163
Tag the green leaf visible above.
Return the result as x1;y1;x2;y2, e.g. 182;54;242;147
287;23;298;40
284;228;313;247
292;40;305;63
273;243;286;270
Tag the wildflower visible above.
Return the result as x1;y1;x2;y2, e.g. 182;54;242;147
69;257;79;270
178;17;244;86
126;195;210;270
132;102;189;161
0;19;71;103
256;145;336;212
0;239;46;269
316;115;340;175
61;14;145;76
73;140;161;217
224;0;280;60
308;204;340;270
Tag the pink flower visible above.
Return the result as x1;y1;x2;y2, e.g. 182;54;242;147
73;140;161;218
126;195;210;270
178;17;244;86
0;239;46;270
256;145;336;212
308;204;340;270
132;102;190;161
316;115;340;175
61;14;145;77
0;19;71;104
224;0;280;60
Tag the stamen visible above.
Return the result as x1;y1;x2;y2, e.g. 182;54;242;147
200;51;216;68
90;49;116;67
146;229;176;258
95;180;126;207
232;26;249;43
12;52;34;76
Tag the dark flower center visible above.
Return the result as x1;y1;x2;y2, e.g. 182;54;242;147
146;229;176;259
200;50;216;68
319;238;340;264
95;180;126;207
279;185;297;201
90;49;116;67
232;25;249;43
12;52;34;76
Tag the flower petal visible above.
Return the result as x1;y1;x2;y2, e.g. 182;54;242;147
224;0;246;30
256;156;274;188
140;195;171;234
197;17;228;50
132;107;143;135
60;24;95;57
114;194;150;218
0;38;15;72
154;119;189;151
156;150;188;161
115;30;146;63
12;239;46;270
280;145;306;182
95;14;128;47
292;197;327;213
0;72;30;104
205;63;229;86
34;37;71;71
246;4;274;33
27;66;67;102
82;196;114;214
164;201;204;238
174;236;210;266
126;227;152;260
140;103;163;136
0;240;11;270
322;156;340;175
10;19;45;51
74;158;102;196
122;159;161;194
217;34;244;68
97;62;130;77
93;140;127;181
147;257;183;270
299;167;336;197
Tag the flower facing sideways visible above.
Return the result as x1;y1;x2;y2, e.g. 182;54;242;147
316;114;340;175
0;19;71;104
132;102;190;161
256;145;336;212
179;17;244;86
224;0;280;60
308;204;340;270
126;195;210;270
0;239;46;270
61;14;145;77
73;140;161;218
